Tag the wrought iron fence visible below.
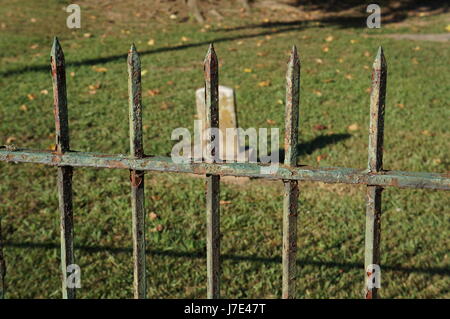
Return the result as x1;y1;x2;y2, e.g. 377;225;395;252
0;38;448;299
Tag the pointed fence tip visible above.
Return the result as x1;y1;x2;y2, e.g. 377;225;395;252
130;43;137;53
51;37;62;55
373;46;386;69
289;45;299;63
206;43;216;57
204;43;217;65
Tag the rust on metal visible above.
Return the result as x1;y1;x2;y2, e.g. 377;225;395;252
51;37;76;299
204;43;221;299
282;45;300;299
0;42;448;300
128;44;146;299
0;217;6;299
364;47;387;299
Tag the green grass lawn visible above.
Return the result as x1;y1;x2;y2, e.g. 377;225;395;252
0;0;449;298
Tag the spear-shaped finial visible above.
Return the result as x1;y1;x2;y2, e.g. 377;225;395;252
284;44;300;167
51;37;65;66
203;43;219;163
373;46;386;70
368;46;387;172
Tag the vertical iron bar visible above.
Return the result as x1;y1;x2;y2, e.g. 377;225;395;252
128;44;146;299
0;217;5;299
51;37;75;299
365;47;387;299
204;44;220;299
282;45;300;299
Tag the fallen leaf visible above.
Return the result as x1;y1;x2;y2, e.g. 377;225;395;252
220;200;232;205
433;158;441;164
363;65;369;70
156;224;164;232
413;46;421;51
421;130;434;136
396;103;405;109
149;212;158;220
322;46;329;53
313;124;328;131
6;136;16;144
350;39;358;44
88;83;101;90
265;35;272;40
83;33;92;38
147;89;160;96
27;94;36;100
266;119;276;125
364;51;370;57
30;44;39;49
151;195;161;201
92;66;108;72
244;68;252;73
258;80;271;87
181;36;189;42
70;72;75;77
40;89;49;95
348;123;359;131
20;104;28;111
160;102;170;110
257;52;267;57
337;58;344;63
365;87;372;94
141;70;148;76
30;18;37;23
169;14;177;20
315;58;323;64
147;39;155;46
48;144;56;151
322;79;334;83
167;80;174;85
316;154;327;162
276;99;283;105
345;74;353;80
313;89;322;97
325;35;334;42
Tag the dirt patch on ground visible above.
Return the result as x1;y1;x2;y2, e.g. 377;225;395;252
383;33;450;42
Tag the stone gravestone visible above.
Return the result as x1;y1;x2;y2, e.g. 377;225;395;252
195;85;243;161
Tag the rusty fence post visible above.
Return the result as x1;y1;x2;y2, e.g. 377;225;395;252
364;47;387;299
51;37;75;299
128;44;146;299
0;217;5;299
204;44;220;299
282;46;300;299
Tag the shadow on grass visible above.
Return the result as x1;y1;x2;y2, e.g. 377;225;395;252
278;133;351;163
4;241;449;276
1;25;307;78
0;1;448;78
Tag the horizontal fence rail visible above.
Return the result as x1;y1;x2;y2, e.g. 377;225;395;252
1;149;448;190
0;38;448;300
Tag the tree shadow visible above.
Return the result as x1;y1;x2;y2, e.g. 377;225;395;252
1;0;447;78
4;241;449;276
220;0;448;32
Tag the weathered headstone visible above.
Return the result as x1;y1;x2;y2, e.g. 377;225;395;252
196;85;243;161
